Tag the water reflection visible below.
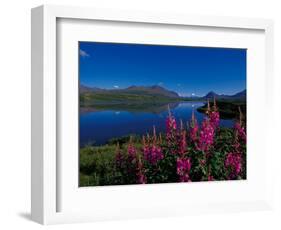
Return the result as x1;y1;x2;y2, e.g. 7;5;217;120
79;102;234;146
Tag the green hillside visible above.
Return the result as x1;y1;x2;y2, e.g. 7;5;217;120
80;85;181;108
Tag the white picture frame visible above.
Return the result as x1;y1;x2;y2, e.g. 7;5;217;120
31;5;274;225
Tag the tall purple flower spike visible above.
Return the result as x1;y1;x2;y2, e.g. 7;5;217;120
177;157;192;182
189;110;199;142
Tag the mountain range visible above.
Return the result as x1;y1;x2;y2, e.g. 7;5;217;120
80;84;246;101
80;85;179;98
203;89;246;100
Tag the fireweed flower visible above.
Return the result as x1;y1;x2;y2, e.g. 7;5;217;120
127;137;137;160
143;127;163;164
179;131;187;156
128;144;137;158
178;124;187;156
225;108;245;180
142;136;150;162
208;174;214;181
115;142;123;168
225;152;242;179
166;115;177;136
209;111;220;129
126;137;139;178
234;121;246;143
207;98;220;129
189;110;199;142
166;105;177;143
176;157;192;182
137;171;146;184
235;107;246;142
150;145;164;164
136;155;147;184
197;118;215;152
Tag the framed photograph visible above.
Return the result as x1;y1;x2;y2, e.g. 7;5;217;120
31;5;274;224
78;41;248;186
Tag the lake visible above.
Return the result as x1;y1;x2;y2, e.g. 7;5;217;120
79;102;235;147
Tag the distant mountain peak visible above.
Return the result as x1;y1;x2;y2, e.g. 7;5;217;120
80;84;105;93
150;85;163;89
205;91;219;98
125;85;179;98
204;90;246;100
127;85;137;89
231;89;246;98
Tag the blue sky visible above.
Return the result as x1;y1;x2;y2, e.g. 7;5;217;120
79;42;246;96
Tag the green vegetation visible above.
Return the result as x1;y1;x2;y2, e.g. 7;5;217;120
80;138;143;186
79;126;246;187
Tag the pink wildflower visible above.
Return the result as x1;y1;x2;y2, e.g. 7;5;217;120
142;136;150;162
166;105;177;143
176;158;192;182
127;137;137;161
189;111;199;142
206;98;220;129
138;173;146;184
149;145;164;164
209;111;220;129
208;174;214;181
197;118;215;152
234;122;246;143
234;106;246;143
136;155;146;184
143;129;163;164
166;115;177;134
115;142;123;168
128;144;136;158
225;152;242;179
178;129;187;156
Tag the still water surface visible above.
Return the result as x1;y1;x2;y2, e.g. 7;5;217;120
79;102;234;146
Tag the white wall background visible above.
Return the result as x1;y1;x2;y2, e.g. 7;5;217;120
0;0;280;229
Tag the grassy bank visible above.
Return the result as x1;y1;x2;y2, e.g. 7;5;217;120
80;139;143;186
